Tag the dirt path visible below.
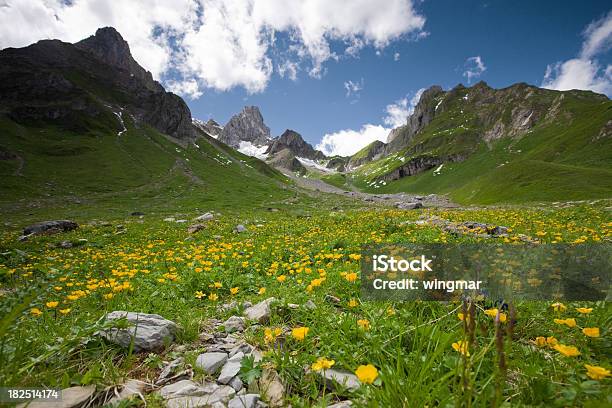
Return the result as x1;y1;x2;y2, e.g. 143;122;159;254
281;170;459;208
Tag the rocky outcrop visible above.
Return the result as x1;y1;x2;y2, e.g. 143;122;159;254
100;311;178;352
0;27;195;140
347;140;385;169
266;129;325;161
193;118;222;138
23;220;78;236
326;156;348;171
379;154;465;182
219;106;271;148
386;85;444;151
267;148;306;174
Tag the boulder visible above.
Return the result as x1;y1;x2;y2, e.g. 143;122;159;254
16;385;95;408
195;352;228;374
228;394;259;408
23;220;78;236
258;369;284;407
187;224;206;234
396;202;423;210
319;368;361;391
109;379;147;406
223;316;246;333
244;298;275;323
195;212;214;222
218;352;245;384
228;376;243;392
235;224;247;233
100;311;178;352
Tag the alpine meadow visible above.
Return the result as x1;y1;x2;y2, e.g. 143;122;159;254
0;2;611;408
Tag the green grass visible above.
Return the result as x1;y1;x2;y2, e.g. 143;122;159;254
347;90;612;204
1;203;610;407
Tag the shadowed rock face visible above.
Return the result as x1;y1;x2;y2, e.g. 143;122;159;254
0;27;195;140
266;129;325;161
219;106;271;148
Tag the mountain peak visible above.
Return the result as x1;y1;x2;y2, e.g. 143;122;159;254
76;27;161;92
218;105;271;147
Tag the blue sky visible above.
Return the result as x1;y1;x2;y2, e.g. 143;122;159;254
184;1;612;154
1;1;611;155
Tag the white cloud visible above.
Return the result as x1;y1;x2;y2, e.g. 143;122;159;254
277;60;298;81
344;78;364;98
0;0;427;97
463;56;486;83
166;78;204;99
542;12;612;96
394;52;400;61
317;124;389;157
383;88;424;127
318;88;426;156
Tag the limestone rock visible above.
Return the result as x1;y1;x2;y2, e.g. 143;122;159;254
195;352;228;375
244;298;275;324
100;311;177;352
228;394;259;408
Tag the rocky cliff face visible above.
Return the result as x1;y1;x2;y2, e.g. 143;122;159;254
0;27;195;140
218;106;271;147
266;129;325;161
193;118;223;138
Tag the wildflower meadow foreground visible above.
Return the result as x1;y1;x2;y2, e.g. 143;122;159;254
1;203;610;407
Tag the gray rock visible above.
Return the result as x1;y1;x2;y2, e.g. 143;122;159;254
109;379;147;406
304;300;316;310
164;386;236;408
235;224;247;233
163;217;176;222
244;298;275;324
157;357;184;383
218;352;245;384
258;369;284;407
23;220;78;236
194;212;214;222
229;376;243;392
325;294;340;304
16;386;95;408
224;316;246;333
187;223;206;234
396;202;423;210
175;219;188;223
195;352;228;374
159;380;217;399
100;311;177;352
229;343;253;358
228;394;259;408
320;369;361;391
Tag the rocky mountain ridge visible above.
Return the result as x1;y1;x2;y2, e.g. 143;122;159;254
0;27;195;140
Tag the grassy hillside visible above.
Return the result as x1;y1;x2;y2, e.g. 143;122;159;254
347;85;612;203
0;115;294;218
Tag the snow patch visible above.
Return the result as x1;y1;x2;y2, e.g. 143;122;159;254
435;99;443;111
237;141;268;159
433;164;443;176
296;157;335;172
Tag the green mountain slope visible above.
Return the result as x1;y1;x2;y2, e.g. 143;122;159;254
346;82;612;203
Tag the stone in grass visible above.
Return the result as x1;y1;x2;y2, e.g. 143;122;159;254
100;311;177;352
235;224;247;233
229;376;243;392
187;223;206;234
159;380;216;399
195;352;228;374
157;357;184;383
194;212;214;222
23;220;79;236
16;385;95;408
228;394;259;408
304;300;316;310
224;316;246;333
109;379;147;406
319;369;361;391
258;369;284;407
218;352;245;384
161;380;235;408
244;298;275;324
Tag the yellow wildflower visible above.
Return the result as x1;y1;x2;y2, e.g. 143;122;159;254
576;307;593;314
585;364;611;380
30;308;42;317
355;364;378;384
551;302;567;312
554;318;576;328
311;357;335;371
348;299;358;308
208;293;218;301
553;344;581;357
452;340;470;356
46;301;59;308
345;272;358;282
59;308;71;315
291;327;309;341
230;287;239;295
582;327;600;338
277;275;287;283
258;287;266;295
195;290;205;299
357;319;370;330
534;336;546;347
